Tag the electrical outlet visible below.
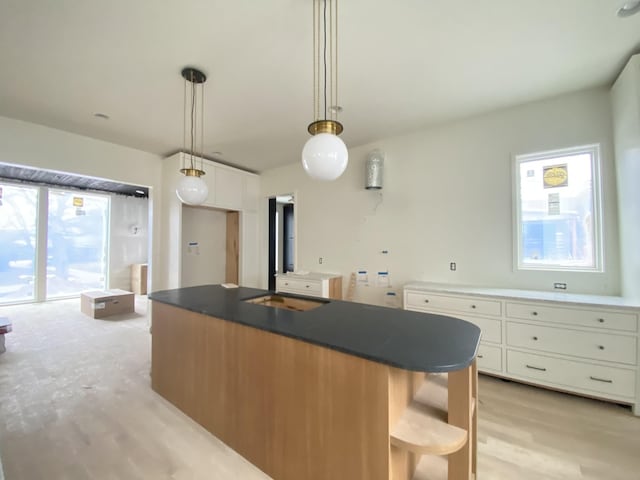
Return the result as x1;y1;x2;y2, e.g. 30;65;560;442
319;257;323;264
554;282;567;290
450;262;456;271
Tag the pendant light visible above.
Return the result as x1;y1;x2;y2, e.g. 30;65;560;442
301;0;348;181
176;67;209;205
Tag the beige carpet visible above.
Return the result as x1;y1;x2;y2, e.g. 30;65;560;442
0;297;270;480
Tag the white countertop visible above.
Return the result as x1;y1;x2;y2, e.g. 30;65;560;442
403;282;640;309
276;272;341;281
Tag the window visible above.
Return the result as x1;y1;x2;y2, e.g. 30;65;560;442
0;182;110;305
46;189;109;298
514;144;602;271
0;183;38;303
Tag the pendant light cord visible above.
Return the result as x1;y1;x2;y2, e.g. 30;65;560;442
190;71;196;169
323;0;327;120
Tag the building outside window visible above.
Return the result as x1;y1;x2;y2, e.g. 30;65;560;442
514;144;602;272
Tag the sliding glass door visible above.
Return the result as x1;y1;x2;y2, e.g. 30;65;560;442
0;183;109;304
47;190;109;298
0;183;38;303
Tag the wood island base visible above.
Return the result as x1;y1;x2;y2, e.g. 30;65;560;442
151;302;477;480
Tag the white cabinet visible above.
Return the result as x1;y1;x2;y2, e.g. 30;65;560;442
477;344;502;373
612;54;640;300
161;153;260;290
506;350;636;399
403;282;640;415
243;174;260;212
276;273;342;300
214;166;244;210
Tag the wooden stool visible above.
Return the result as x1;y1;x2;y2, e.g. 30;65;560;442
0;317;12;354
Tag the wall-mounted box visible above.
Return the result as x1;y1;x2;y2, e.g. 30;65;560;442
131;263;148;295
81;289;135;319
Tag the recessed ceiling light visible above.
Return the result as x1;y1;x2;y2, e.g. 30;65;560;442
94;113;110;120
617;1;640;17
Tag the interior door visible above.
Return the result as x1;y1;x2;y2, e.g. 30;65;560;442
268;197;276;290
283;203;294;273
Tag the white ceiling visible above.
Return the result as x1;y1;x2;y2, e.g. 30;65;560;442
1;0;639;173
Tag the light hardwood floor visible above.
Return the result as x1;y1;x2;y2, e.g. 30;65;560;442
0;297;638;479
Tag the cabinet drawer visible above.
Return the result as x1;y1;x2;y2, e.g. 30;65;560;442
477;344;502;372
276;278;323;296
506;349;636;398
405;292;501;317
506;302;638;332
506;322;637;365
455;315;501;344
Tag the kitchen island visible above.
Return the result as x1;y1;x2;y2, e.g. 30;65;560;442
149;285;481;480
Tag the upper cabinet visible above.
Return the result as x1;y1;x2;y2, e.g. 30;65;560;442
166;153;260;212
611;54;640;300
213;166;244;210
160;153;262;290
243;174;260;212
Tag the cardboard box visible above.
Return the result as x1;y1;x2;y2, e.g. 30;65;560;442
81;289;135;319
130;263;148;295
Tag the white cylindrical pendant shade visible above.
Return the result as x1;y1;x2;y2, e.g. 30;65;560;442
176;175;208;205
302;133;349;181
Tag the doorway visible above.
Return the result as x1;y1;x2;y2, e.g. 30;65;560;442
268;194;295;290
181;206;240;287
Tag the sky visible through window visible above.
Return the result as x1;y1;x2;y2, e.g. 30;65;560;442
517;147;599;270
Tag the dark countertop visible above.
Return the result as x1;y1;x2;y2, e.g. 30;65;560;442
149;285;481;373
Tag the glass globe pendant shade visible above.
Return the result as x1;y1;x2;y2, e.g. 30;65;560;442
176;174;208;205
301;133;349;181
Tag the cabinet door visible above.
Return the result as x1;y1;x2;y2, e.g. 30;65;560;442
405;291;501;317
276;277;323;297
506;322;637;365
215;167;244;210
243;175;260;212
506;302;638;332
477;344;502;372
506;349;636;399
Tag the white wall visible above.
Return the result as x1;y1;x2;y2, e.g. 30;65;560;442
109;195;149;290
181;205;227;287
0;116;162;292
260;88;620;302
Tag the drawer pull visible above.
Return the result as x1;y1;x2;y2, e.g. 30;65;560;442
531;311;538;316
305;285;310;288
598;345;605;350
532;336;538;341
589;376;613;383
526;364;546;372
424;299;429;303
284;282;289;286
477;354;484;359
597;318;605;323
470;304;476;309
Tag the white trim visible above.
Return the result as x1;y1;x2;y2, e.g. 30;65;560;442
513;144;603;273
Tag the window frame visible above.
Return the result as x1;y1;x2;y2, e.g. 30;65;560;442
513;144;604;273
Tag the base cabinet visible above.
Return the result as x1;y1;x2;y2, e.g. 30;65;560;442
477;344;502;373
276;272;342;299
404;283;640;415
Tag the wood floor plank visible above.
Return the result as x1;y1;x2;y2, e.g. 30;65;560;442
0;298;639;479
